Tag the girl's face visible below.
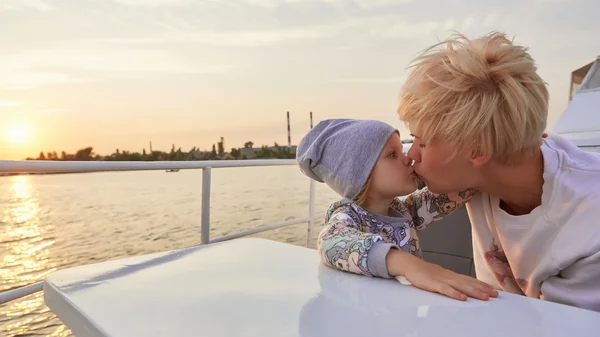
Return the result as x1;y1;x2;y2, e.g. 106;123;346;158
368;133;418;199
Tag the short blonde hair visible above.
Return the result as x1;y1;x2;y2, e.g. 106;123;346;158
397;32;549;164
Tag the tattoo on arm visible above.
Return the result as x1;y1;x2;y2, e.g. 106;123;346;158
391;187;478;230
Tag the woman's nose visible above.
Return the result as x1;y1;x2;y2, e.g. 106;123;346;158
407;144;420;162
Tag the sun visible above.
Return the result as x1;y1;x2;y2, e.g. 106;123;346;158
5;123;30;143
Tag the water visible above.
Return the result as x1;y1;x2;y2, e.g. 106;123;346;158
0;166;339;336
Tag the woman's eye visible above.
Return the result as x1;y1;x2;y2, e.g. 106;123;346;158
419;144;426;148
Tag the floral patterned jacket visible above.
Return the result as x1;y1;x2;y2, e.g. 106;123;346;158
317;187;477;278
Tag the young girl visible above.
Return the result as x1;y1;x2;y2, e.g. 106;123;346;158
297;118;498;301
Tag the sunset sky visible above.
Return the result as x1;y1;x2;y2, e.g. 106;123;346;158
1;0;599;159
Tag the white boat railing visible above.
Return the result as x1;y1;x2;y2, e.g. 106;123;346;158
0;159;322;305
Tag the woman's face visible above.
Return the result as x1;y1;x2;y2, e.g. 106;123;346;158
406;127;479;194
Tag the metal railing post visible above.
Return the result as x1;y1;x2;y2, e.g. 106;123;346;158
306;179;316;248
306;114;315;248
201;167;212;244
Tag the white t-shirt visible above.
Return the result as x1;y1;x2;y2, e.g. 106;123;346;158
466;133;600;312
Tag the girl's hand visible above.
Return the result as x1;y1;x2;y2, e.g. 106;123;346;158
386;249;498;301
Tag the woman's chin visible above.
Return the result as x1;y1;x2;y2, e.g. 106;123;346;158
415;177;426;190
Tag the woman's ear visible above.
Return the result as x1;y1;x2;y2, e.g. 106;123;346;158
469;147;490;168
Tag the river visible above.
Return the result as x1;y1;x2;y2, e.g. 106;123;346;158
0;166;339;336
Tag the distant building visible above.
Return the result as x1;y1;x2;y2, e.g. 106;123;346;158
188;149;212;160
240;147;261;158
268;145;297;153
218;137;225;156
237;145;297;159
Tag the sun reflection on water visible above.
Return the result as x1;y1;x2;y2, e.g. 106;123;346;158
1;175;66;336
11;175;32;198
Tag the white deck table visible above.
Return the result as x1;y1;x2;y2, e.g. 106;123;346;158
44;238;600;336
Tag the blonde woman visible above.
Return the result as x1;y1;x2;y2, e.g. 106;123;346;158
398;32;600;312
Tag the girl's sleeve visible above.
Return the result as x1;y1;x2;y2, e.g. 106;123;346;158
390;187;478;230
317;207;399;279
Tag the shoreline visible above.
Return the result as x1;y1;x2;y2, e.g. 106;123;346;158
0;171;96;177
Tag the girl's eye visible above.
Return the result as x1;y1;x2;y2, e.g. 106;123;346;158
388;151;397;158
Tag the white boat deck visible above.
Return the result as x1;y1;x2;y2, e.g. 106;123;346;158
555;56;600;147
44;238;600;337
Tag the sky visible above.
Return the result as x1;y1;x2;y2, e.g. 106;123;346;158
0;0;599;159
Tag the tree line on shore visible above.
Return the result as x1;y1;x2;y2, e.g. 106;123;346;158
26;143;296;161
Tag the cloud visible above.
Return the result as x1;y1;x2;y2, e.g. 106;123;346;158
0;71;90;87
0;47;235;87
18;48;233;73
353;0;414;9
7;85;36;90
482;12;502;28
42;108;68;113
0;99;22;107
238;0;415;9
101;23;342;47
101;14;459;49
374;19;441;39
331;77;404;84
0;0;54;11
240;0;282;7
461;17;475;31
169;27;330;46
370;15;481;40
111;0;196;7
110;0;415;10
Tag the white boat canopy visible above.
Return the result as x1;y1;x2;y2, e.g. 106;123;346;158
553;56;600;147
